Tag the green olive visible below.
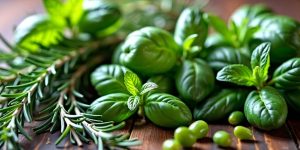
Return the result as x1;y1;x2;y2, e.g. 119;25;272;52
213;130;232;147
174;127;197;147
162;139;182;150
233;126;253;140
228;111;244;125
188;120;209;139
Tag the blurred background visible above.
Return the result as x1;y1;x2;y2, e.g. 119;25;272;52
0;0;300;44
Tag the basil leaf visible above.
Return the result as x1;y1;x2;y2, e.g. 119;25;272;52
206;14;232;42
176;58;215;103
283;88;300;114
90;64;131;95
174;7;208;48
87;93;135;122
244;86;288;130
250;42;271;82
120;27;178;75
217;64;255;86
194;89;249;121
272;58;300;89
127;96;140;111
78;0;122;37
253;15;300;64
14;14;63;51
140;82;158;95
147;75;174;94
206;47;250;71
145;93;192;128
124;71;142;96
43;0;66;26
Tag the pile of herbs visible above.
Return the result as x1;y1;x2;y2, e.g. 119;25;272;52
1;0;300;149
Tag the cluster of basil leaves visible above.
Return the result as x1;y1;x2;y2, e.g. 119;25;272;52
89;4;300;130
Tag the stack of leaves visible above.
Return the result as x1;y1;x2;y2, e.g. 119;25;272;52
90;4;300;133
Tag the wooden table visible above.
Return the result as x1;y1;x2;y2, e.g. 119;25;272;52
1;0;300;149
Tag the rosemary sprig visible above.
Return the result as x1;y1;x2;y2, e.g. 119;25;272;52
35;54;141;149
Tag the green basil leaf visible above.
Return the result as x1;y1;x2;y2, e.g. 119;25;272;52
63;0;84;26
124;71;142;96
283;88;300;114
176;58;215;103
253;15;300;64
250;42;270;82
206;46;250;71
244;86;287;130
194;89;249;121
120;27;178;75
182;34;199;51
140;82;158;95
90;64;131;95
217;64;255;86
127;96;140;111
14;14;63;52
147;75;174;94
206;14;232;42
230;4;272;27
174;7;208;48
145;93;192;128
272;58;300;89
78;0;122;37
87;93;135;122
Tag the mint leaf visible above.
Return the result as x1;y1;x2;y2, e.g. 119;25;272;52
217;64;255;86
127;96;140;111
140;82;158;95
183;34;198;51
251;42;271;82
124;71;142;96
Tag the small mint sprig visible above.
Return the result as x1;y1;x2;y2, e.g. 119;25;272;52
123;71;158;112
216;42;271;90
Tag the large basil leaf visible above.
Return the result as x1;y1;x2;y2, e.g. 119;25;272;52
244;86;288;130
193;89;248;122
176;58;215;103
148;75;174;94
145;93;192;128
253;15;300;64
272;58;300;89
90;64;132;95
119;27;179;75
230;4;272;27
174;7;208;48
284;88;300;114
250;42;270;82
206;46;250;71
87;93;135;122
216;64;255;86
78;0;122;37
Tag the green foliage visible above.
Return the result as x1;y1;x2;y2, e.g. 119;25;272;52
272;58;300;89
119;27;179;75
244;86;288;130
145;93;192;128
176;58;215;103
194;89;249;122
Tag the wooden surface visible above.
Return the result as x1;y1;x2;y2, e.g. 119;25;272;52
1;0;300;149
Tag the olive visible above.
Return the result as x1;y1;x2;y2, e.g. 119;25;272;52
188;120;209;139
228;111;244;125
174;127;197;147
213;130;232;147
162;139;182;150
233;126;253;140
